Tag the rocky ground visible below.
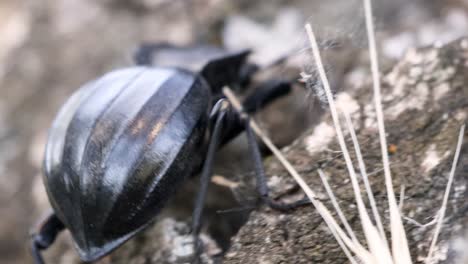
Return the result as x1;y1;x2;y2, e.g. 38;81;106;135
224;38;468;264
0;0;467;263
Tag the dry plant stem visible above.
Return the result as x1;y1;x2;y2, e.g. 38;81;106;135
316;199;373;263
222;87;317;201
399;185;405;211
328;222;360;264
305;23;391;264
343;110;387;245
310;186;362;264
222;87;371;263
318;169;358;242
362;0;412;262
425;124;465;263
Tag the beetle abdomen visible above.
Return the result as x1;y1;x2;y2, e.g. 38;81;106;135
43;67;210;261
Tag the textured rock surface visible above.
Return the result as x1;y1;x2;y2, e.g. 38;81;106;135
224;39;468;264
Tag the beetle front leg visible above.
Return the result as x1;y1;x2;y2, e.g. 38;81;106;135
191;99;308;263
243;117;311;211
242;79;292;114
217;79;293;146
191;99;229;263
30;213;65;264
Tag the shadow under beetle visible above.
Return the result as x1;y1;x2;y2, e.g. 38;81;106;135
30;43;308;263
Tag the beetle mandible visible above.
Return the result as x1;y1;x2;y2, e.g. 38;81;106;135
30;43;307;263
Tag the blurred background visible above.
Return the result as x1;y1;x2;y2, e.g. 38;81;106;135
1;0;468;263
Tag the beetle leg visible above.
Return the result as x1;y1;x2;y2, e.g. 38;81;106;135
244;117;311;211
242;79;292;114
191;101;228;262
30;213;65;264
237;63;260;88
216;79;293;146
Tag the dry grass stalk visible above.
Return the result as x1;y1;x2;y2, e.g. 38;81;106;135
426;124;465;263
224;0;464;262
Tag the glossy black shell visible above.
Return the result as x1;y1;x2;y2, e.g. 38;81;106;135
43;67;210;261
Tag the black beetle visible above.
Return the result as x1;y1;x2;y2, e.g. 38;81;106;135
30;43;306;263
